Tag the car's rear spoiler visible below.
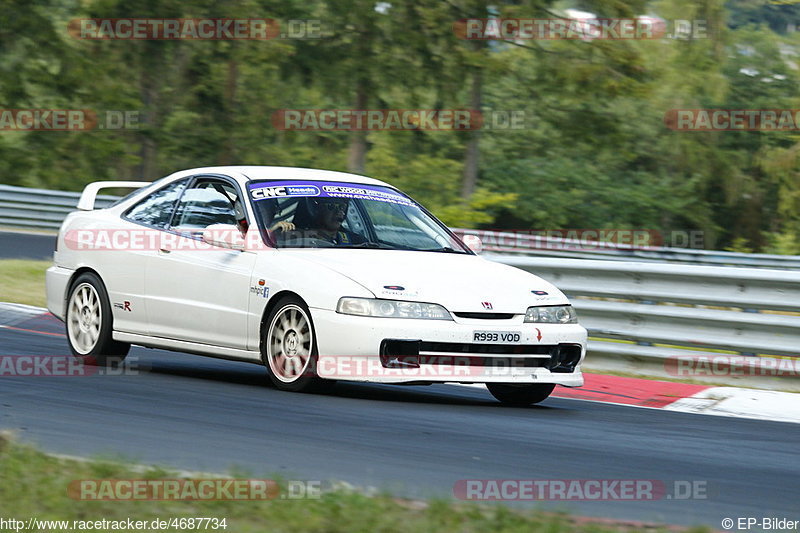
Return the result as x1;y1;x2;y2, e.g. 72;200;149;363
76;181;151;211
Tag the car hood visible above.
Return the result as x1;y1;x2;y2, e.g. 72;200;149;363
281;249;568;313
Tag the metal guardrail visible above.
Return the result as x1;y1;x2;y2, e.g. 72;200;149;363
0;184;118;230
491;255;800;389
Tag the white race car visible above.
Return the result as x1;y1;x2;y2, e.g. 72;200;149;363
46;166;586;405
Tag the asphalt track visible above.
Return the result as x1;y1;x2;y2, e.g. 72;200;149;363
1;311;799;529
0;230;56;260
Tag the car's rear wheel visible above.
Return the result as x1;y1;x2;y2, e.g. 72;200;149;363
263;295;330;392
66;272;130;366
486;383;556;406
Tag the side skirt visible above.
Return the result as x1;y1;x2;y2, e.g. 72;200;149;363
113;331;263;364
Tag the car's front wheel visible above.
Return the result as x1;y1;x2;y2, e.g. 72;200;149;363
66;272;130;366
262;295;330;393
487;383;556;406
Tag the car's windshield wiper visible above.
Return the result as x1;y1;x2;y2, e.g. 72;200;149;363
337;241;393;249
426;246;466;254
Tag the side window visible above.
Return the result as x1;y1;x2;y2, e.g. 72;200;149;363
125;179;188;228
169;178;242;234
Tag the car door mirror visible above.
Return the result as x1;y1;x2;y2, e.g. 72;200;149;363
202;224;245;251
462;234;483;253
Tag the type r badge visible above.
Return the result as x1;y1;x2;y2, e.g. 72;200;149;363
113;301;131;312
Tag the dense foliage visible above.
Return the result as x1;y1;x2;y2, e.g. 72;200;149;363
3;0;800;251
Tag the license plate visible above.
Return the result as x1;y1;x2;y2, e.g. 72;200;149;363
472;331;522;344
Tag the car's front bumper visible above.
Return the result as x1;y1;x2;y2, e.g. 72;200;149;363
311;308;586;385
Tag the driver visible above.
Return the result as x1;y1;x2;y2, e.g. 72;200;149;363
271;197;364;245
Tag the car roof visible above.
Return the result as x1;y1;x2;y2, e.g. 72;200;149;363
169;166;392;188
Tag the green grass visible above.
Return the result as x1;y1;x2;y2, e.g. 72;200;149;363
0;435;710;533
0;260;50;307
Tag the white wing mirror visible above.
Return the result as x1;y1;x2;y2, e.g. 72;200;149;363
202;224;246;251
462;234;483;254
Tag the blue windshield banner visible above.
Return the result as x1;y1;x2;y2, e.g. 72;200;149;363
249;180;414;206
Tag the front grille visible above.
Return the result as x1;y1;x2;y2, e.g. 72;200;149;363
418;355;549;368
380;339;582;373
453;312;516;320
419;341;552;355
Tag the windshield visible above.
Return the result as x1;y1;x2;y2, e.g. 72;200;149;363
248;180;469;253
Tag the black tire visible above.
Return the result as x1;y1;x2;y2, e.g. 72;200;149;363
262;295;332;393
65;272;130;366
486;383;556;406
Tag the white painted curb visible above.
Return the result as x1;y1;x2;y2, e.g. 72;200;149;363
665;387;800;424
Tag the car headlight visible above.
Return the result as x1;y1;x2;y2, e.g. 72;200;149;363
524;305;578;324
337;297;452;320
